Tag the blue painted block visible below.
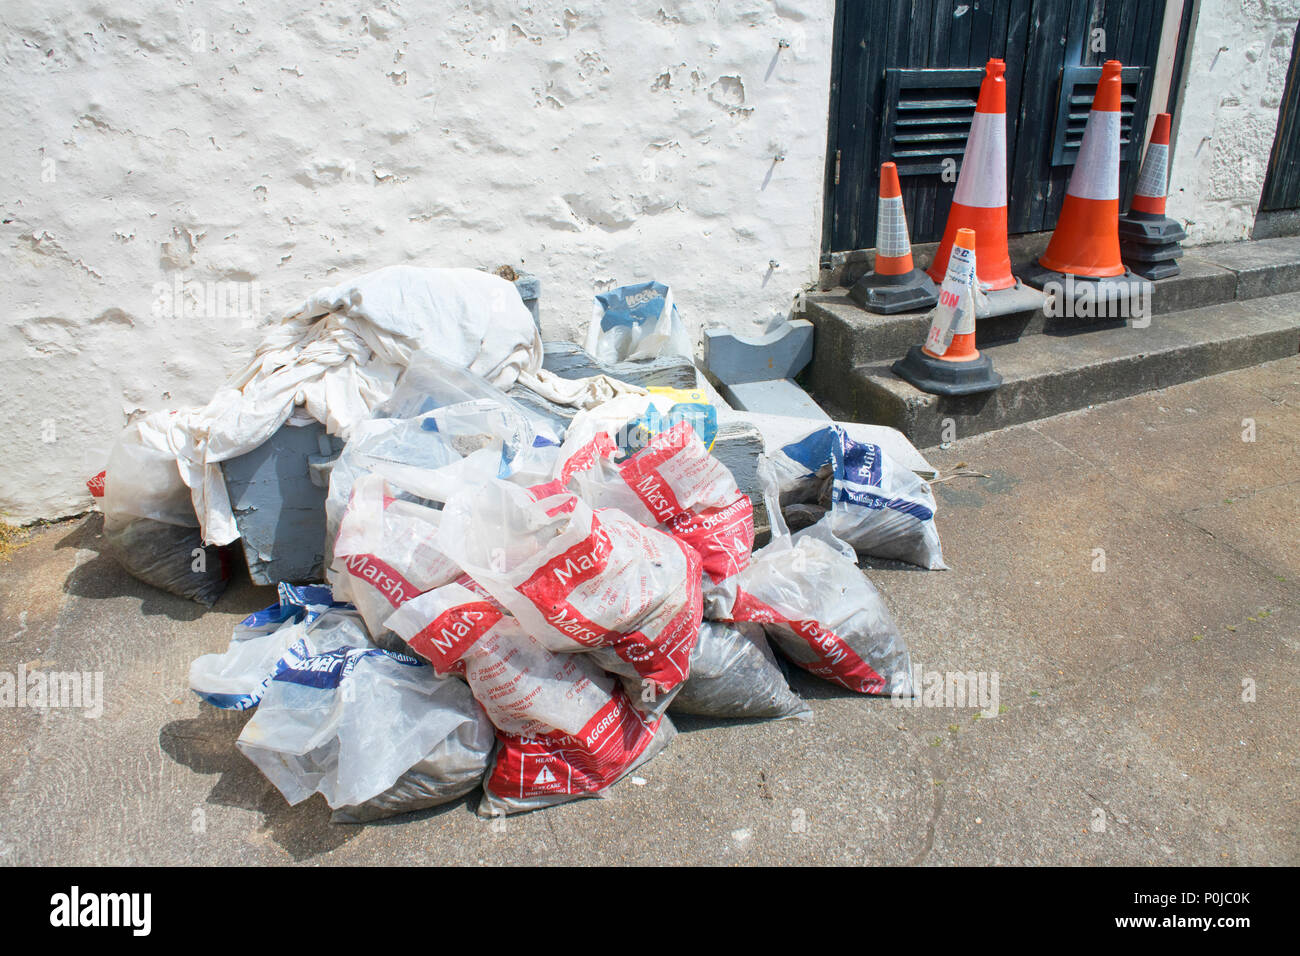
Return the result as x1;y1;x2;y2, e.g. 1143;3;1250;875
221;421;344;586
721;379;831;420
704;320;814;385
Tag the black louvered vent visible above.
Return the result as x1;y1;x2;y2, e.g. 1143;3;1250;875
879;68;984;176
1051;64;1148;167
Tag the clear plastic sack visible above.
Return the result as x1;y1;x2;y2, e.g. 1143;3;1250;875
377;350;560;445
726;524;913;696
584;281;694;363
101;411;231;605
189;585;360;710
768;425;947;570
435;478;704;696
236;637;493;822
669;620;811;721
324;416;463;566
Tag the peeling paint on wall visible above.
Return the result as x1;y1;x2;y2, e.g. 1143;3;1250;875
1168;0;1299;243
0;0;835;523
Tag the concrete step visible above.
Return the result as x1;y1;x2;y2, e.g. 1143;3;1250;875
809;235;1300;374
807;292;1300;447
807;255;1263;379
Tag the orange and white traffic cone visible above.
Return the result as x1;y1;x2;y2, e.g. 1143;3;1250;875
1025;60;1150;311
1119;112;1187;280
930;62;1009;285
926;58;1044;319
850;162;939;314
892;227;1002;395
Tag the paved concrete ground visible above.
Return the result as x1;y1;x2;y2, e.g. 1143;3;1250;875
1;357;1296;866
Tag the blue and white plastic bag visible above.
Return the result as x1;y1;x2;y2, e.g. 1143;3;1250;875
768;425;947;570
188;586;358;710
585;281;693;364
236;640;494;822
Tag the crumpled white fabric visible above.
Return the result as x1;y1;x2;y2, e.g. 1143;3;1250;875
514;367;646;409
164;265;542;545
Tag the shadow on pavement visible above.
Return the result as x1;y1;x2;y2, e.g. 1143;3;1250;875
159;706;480;859
57;513;272;621
159;707;358;861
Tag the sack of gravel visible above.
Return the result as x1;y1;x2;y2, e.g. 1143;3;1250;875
669;620;811;721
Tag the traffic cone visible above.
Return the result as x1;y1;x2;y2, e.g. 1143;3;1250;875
892;227;1002;396
928;68;1015;289
850;162;939;314
1024;60;1150;312
1118;113;1187;280
927;58;1041;319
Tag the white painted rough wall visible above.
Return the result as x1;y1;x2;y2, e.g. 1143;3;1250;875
1;0;833;523
1168;0;1298;243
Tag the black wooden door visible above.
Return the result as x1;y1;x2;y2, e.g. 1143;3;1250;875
824;0;1169;254
1260;29;1300;212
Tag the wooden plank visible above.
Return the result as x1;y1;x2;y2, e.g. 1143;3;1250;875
901;0;937;244
1002;0;1033;231
879;0;919;251
1009;0;1066;232
949;0;974;66
1122;0;1167;203
968;0;999;67
821;0;848;257
1164;0;1197;121
838;0;888;251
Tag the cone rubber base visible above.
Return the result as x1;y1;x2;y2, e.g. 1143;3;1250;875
891;345;1003;396
974;279;1046;319
1118;213;1187;244
1122;256;1181;281
1120;239;1184;263
850;268;940;314
1021;262;1154;314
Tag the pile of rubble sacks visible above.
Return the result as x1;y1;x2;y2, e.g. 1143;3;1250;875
94;265;947;821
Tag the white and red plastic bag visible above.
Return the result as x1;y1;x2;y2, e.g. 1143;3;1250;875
436;478;704;696
328;473;461;643
542;421;754;618
726;525;913;697
385;582;674;815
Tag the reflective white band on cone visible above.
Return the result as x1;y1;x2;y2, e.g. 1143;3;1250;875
953;113;1007;208
1133;141;1169;199
1067;109;1121;201
876;195;911;258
